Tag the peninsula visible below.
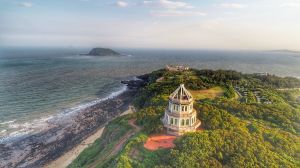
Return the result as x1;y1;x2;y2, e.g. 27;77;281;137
1;68;300;168
68;67;300;168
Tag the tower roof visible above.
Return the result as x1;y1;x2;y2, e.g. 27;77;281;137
169;84;193;103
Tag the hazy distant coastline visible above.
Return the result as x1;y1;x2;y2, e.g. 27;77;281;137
267;49;300;54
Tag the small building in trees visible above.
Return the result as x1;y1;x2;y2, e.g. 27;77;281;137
162;84;201;136
165;65;189;72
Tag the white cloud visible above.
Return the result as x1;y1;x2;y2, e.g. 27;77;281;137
151;10;206;17
115;1;128;8
216;3;246;9
143;0;193;9
17;2;32;8
280;2;300;8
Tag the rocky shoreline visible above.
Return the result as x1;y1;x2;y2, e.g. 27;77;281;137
0;76;148;168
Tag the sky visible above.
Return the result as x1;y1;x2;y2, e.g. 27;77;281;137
1;0;300;50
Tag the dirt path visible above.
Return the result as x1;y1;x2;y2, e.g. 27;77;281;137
89;119;141;168
108;119;141;157
128;119;141;131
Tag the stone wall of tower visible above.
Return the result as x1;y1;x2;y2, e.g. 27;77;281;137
168;101;193;113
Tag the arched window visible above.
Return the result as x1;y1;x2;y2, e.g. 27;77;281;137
182;106;184;111
170;118;174;125
181;119;185;126
186;119;189;125
185;106;187;111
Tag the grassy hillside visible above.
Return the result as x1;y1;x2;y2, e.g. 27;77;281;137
70;69;300;168
68;115;134;168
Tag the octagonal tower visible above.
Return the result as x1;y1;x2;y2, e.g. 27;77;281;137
162;84;201;136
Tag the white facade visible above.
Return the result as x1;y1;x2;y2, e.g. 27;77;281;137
162;84;201;136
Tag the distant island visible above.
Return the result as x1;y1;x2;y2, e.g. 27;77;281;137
86;48;121;56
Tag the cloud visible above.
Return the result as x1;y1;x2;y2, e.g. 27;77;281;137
280;2;300;8
143;1;205;17
143;0;193;9
151;10;206;17
17;2;32;8
216;3;246;9
115;1;128;8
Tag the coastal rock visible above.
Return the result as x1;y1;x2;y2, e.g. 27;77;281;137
121;80;145;89
121;74;149;89
137;74;150;82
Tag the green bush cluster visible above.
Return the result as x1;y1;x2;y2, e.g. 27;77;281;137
136;106;165;134
170;128;299;168
223;85;235;99
214;99;299;133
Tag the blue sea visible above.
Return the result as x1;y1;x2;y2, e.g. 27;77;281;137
0;47;300;140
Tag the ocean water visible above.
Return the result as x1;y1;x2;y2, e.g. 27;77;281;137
0;47;300;140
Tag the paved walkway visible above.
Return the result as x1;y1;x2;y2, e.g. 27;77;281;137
144;134;176;151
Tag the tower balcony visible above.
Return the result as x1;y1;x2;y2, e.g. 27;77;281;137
165;109;196;118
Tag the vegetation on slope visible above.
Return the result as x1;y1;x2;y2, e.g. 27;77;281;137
130;69;300;167
70;68;300;168
115;133;170;168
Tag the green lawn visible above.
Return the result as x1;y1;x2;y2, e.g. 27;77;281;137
189;87;224;100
